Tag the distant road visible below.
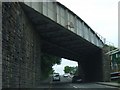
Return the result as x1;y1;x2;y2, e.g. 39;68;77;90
38;75;120;90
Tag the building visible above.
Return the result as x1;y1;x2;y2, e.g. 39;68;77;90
107;49;120;72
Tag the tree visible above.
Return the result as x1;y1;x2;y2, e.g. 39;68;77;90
64;66;71;73
41;53;61;79
105;44;117;51
64;66;78;74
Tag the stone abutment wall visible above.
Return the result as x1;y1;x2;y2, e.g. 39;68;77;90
77;48;110;82
2;2;41;88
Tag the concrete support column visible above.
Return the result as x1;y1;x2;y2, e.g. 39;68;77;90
101;46;111;82
78;61;85;82
77;50;104;82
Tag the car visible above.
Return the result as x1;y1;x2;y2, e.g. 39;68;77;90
72;75;82;83
111;72;120;81
63;73;70;77
52;73;60;81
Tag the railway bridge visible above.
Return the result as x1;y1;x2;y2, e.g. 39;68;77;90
1;1;110;88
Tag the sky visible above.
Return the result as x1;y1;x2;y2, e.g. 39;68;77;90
53;59;78;75
53;0;119;75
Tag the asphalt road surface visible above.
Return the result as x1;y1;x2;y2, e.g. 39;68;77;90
38;75;120;90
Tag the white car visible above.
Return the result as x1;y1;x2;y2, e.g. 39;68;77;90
63;73;70;77
52;73;60;81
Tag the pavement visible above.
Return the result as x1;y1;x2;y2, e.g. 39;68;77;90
96;82;120;88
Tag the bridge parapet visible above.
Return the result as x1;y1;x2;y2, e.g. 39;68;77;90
23;1;104;48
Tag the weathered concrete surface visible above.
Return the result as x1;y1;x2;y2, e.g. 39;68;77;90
78;49;103;82
21;2;103;61
101;46;111;82
77;48;110;82
2;2;42;88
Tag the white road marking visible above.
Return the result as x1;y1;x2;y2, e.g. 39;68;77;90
73;86;78;88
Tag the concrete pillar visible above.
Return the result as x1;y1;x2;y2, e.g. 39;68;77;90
77;50;104;82
78;61;85;82
101;46;111;82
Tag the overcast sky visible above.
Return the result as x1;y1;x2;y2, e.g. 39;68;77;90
53;59;78;75
53;0;119;75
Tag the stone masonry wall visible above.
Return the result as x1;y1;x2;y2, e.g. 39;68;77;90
2;2;41;88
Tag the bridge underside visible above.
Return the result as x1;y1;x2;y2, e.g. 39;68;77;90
21;3;104;82
21;3;101;61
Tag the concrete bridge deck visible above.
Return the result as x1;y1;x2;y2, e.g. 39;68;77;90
21;2;104;61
